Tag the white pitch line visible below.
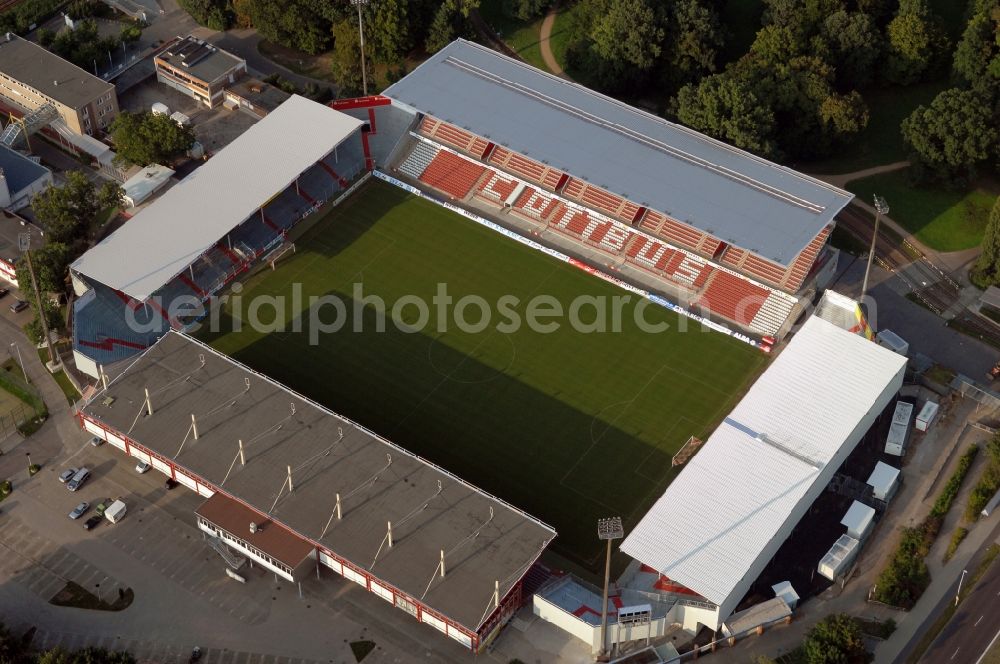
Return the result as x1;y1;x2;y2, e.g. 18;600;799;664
975;627;1000;664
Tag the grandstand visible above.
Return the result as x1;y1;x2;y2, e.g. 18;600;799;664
80;331;555;653
381;39;853;337
70;95;374;376
616;314;907;630
70;41;856;373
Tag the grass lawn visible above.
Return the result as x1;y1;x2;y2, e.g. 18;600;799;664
257;40;336;85
846;169;998;252
198;180;765;567
478;0;548;71
36;347;79;405
548;2;583;76
802;79;950;175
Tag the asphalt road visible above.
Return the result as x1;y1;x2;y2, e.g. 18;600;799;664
920;551;1000;664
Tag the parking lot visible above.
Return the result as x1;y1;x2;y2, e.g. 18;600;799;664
0;429;480;663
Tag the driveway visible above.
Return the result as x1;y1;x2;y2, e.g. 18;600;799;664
832;255;1000;379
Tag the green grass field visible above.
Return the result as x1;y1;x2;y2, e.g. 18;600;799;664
197;180;765;567
847;169;998;252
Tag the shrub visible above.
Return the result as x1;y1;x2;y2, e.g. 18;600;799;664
930;446;979;519
944;527;968;562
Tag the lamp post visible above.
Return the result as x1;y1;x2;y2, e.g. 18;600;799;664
955;569;968;606
18;233;58;369
9;342;27;385
351;0;370;96
860;194;890;302
25;451;31;473
597;517;623;660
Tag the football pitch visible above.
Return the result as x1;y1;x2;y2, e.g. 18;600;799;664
198;179;766;566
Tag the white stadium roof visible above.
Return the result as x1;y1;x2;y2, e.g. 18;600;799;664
71;95;363;301
620;315;906;621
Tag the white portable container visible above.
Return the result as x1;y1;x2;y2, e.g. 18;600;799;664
915;400;939;432
104;500;127;523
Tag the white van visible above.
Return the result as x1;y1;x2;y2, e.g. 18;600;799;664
104;500;127;524
67;468;90;492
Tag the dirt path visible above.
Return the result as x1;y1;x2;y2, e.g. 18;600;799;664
540;8;570;79
813;160;911;189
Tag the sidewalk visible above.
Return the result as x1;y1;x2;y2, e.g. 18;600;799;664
716;398;993;662
0;318;83;479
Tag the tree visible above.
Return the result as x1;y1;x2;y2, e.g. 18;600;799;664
663;0;724;88
503;0;553;21
802;614;870;664
244;0;333;54
177;0;231;30
109;111;195;167
364;0;411;63
762;0;846;36
971;197;1000;288
32;171;120;246
952;0;1000;97
24;296;66;345
750;24;806;65
332;20;374;96
902;88;998;181
884;0;948;85
119;24;142;44
424;0;480;53
675;72;778;158
820;11;882;88
0;622;28;664
425;3;457;53
14;243;73;295
588;0;665;71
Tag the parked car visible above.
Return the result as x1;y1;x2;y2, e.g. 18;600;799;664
165;478;178;490
83;515;102;531
89;436;103;447
8;300;28;313
66;468;90;492
95;498;113;516
68;502;89;519
135;461;150;474
58;468;77;483
0;288;9;298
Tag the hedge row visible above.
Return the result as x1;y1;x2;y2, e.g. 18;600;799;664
874;446;979;608
965;436;1000;521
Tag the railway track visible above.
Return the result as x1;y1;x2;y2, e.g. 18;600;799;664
836;204;1000;349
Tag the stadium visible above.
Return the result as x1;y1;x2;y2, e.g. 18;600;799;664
71;39;905;656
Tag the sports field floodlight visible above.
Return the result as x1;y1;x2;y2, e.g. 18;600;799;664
351;0;370;96
18;231;58;368
597;517;623;660
860;194;890;302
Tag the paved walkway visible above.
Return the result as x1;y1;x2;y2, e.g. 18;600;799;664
814;160;985;281
714;398;1000;662
814;161;911;189
539;8;569;79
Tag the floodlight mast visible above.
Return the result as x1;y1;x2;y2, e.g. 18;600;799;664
351;0;370;96
860;194;889;303
597;516;623;660
19;233;58;369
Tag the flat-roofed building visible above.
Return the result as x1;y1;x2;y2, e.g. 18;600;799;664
154;35;246;108
0;32;119;136
0;144;53;211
